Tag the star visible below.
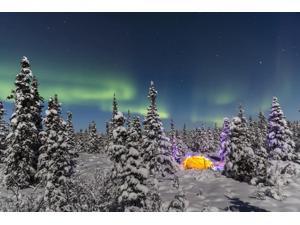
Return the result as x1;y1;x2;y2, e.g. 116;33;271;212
258;60;263;65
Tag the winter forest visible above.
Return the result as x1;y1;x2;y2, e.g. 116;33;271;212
0;56;300;212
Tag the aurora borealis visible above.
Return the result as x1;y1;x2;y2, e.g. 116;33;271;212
0;13;300;131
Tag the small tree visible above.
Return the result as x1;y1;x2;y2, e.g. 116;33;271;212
258;111;268;147
126;110;131;129
108;112;127;166
170;120;187;163
167;189;187;212
115;114;160;211
267;97;296;161
223;117;268;184
112;93;118;118
238;104;247;125
182;123;188;144
86;121;100;153
106;94;119;155
65;111;78;174
39;95;75;211
218;117;231;161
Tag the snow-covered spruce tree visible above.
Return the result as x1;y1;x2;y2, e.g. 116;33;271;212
206;127;215;152
106;111;128;210
4;56;40;189
86;121;100;153
218;117;231;161
170;119;180;163
38;95;75;211
142;81;178;180
250;113;268;159
248;116;258;148
257;111;268;148
74;129;85;153
199;127;210;153
132;116;142;139
65;111;78;173
126;110;131;129
190;128;200;152
223;117;268;184
267;97;296;161
113;114;161;212
212;123;221;154
108;112;127;167
106;93;119;155
112;93;118;118
0;101;9;162
170;122;188;163
167;189;187;212
238;104;247;124
182;123;188;144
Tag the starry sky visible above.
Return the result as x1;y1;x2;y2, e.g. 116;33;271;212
0;13;300;131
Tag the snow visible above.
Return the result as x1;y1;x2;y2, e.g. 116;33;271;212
1;152;298;211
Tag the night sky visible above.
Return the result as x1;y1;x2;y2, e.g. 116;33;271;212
0;13;300;131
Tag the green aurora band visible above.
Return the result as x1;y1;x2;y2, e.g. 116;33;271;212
0;63;170;119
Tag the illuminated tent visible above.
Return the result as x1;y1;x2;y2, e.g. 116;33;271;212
183;155;213;170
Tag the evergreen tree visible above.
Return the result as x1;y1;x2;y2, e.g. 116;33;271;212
39;95;75;211
4;56;40;189
142;81;178;180
248;116;257;148
65;111;78;174
86;121;100;153
126;110;131;129
212;123;221;153
169;119;187;163
112;93;118;118
258;111;268;148
199;126;210;153
132;116;142;139
218;117;231;161
106;112;127;210
112;114;161;211
167;190;187;212
182;123;187;144
238;104;247;124
267;97;296;161
206;127;215;152
223;117;268;184
0;101;9;162
106;94;119;155
190;128;200;152
108;112;127;165
170;119;179;162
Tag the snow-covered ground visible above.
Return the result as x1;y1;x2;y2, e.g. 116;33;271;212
1;152;300;211
76;153;300;212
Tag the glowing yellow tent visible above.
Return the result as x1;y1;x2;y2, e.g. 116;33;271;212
183;155;213;170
